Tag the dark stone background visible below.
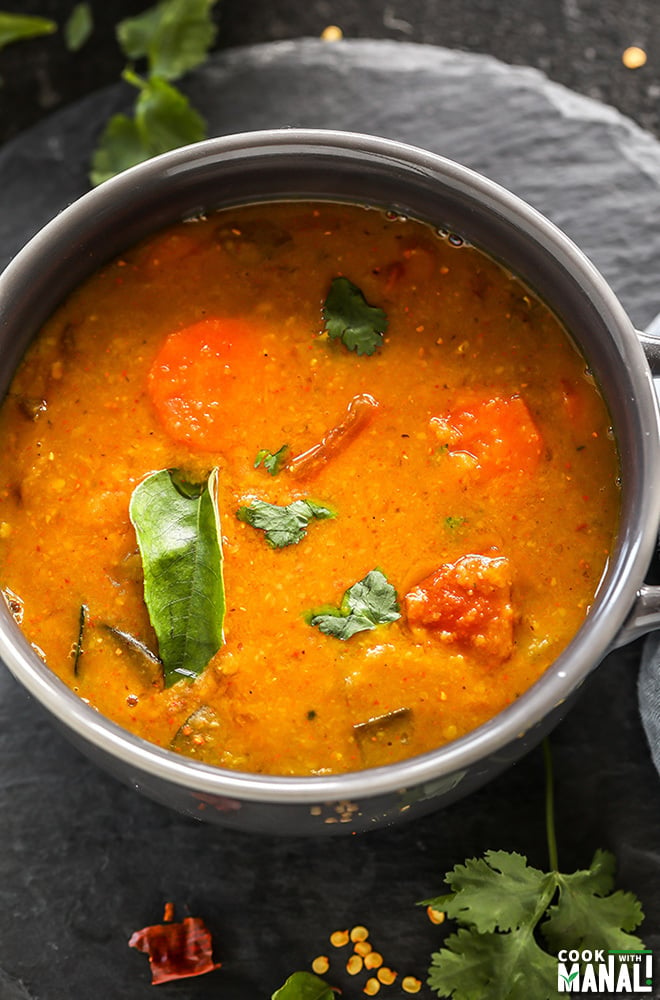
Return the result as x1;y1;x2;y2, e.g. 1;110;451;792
3;0;660;144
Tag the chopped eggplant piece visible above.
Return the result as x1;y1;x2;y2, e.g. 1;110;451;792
103;624;162;687
113;551;144;585
15;394;47;421
171;706;223;763
215;218;291;263
72;603;88;676
353;707;413;768
2;586;24;625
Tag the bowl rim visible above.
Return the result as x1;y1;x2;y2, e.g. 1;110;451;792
2;126;659;805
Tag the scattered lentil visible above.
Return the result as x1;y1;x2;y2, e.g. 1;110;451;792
347;954;364;975
350;925;370;942
364;978;381;996
622;45;647;68
364;951;384;970
321;24;344;41
312;955;330;975
426;905;446;924
402;976;422;994
330;929;350;948
377;967;398;985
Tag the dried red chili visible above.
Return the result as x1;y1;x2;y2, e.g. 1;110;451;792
129;904;221;985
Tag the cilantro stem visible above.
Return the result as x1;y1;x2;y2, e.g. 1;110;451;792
121;66;146;91
543;738;559;873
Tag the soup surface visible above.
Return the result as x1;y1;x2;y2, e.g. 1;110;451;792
0;201;620;775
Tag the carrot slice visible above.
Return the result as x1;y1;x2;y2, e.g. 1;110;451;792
148;317;263;451
433;395;543;476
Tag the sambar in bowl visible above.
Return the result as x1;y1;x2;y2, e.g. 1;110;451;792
0;130;658;834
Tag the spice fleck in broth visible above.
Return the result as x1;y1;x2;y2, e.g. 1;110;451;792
0;202;620;775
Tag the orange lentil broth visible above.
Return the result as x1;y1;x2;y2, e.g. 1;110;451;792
0;201;620;776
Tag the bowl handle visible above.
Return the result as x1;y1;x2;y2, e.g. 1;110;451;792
611;328;660;648
637;325;660;374
613;584;660;648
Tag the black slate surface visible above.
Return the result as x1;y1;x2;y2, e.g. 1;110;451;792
4;1;660;146
1;39;660;999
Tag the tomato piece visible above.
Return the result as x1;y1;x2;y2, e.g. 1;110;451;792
433;395;543;475
404;553;515;662
148;317;264;451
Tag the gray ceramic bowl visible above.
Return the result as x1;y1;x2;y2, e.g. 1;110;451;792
1;129;660;835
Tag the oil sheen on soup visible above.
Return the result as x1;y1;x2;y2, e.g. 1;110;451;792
0;201;620;776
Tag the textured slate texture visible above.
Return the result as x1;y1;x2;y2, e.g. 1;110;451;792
1;40;660;999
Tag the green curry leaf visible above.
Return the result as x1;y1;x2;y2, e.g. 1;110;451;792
271;971;337;1000
322;276;388;356
129;467;225;686
236;498;335;549
309;568;401;639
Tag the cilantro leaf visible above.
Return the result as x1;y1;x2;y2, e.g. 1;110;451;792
0;12;56;50
90;0;214;185
542;849;645;954
271;971;337;1000
309;569;401;639
428;927;559;1000
133;75;205;152
90;75;205;186
424;743;647;1000
90;114;147;185
236;498;335;549
64;3;93;52
254;444;290;476
117;0;218;81
322;277;388;356
426;851;646;1000
426;851;556;935
309;611;379;641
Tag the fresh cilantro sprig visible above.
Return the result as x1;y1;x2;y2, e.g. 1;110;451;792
116;0;216;80
424;741;645;1000
254;444;290;476
236;498;335;549
91;70;205;185
271;971;337;999
0;11;56;51
90;0;217;185
64;3;92;52
322;277;388;356
308;568;401;640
